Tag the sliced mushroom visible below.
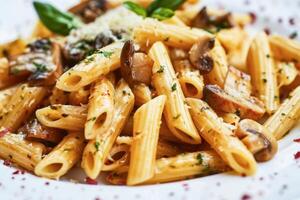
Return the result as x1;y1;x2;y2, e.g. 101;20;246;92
19;118;65;144
189;37;215;74
224;66;252;98
120;40;153;86
192;7;235;31
204;84;265;120
235;119;278;162
68;0;107;23
9;39;63;86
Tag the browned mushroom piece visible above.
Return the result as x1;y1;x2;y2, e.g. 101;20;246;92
19;118;65;144
68;0;107;23
189;37;215;74
235;119;278;162
204;84;265;120
120;40;153;86
9;39;63;86
192;7;235;31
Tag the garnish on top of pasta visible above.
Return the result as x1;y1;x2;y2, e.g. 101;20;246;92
0;0;300;185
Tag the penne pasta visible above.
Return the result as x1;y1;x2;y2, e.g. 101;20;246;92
187;98;257;175
85;77;115;139
149;42;201;144
269;35;300;68
56;42;124;92
264;86;300;140
35;132;85;179
0;132;46;171
132;83;152;106
133;18;212;50
276;61;298;88
173;59;204;99
68;86;90;105
36;105;87;131
127;95;166;185
247;32;279;114
0;84;47;132
81;79;134;179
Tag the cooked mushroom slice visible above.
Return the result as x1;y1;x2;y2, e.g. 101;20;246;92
224;66;252;98
189;37;215;74
63;39;95;64
204;84;265;120
9;39;63;86
68;0;107;23
235;119;278;162
192;7;235;31
120;40;153;86
19;118;65;144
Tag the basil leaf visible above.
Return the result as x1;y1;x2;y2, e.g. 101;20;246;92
123;1;147;17
151;7;174;20
33;1;82;36
147;0;185;15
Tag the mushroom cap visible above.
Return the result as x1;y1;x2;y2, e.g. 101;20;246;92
236;119;278;162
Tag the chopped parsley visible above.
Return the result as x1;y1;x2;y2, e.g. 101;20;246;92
171;83;177;92
289;31;298;39
173;114;181;120
83;55;95;64
88;117;97;122
33;62;49;73
94;142;100;152
10;67;21;75
196;153;203;165
157;65;165;73
98;50;113;58
266;54;271;58
262;78;267;83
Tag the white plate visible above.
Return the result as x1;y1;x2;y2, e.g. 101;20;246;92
0;0;300;200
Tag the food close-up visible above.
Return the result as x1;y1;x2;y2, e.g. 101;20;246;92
0;0;299;200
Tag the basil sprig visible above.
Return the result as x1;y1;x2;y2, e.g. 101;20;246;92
33;1;82;36
124;0;185;20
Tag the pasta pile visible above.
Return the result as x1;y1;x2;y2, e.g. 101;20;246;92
0;0;300;186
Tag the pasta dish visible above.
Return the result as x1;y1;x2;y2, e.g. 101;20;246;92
0;0;299;186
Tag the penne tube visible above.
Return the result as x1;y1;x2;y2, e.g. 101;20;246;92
107;151;229;185
146;151;228;184
102;143;130;171
49;87;69;105
187;98;257;175
132;83;152;107
0;84;47;132
127;95;166;185
0;85;18;111
56;42;124;92
269;35;300;68
81;79;134;179
173;60;204;99
133;18;212;50
36;105;87;131
247;32;279;114
68;86;90;105
0;132;46;171
264;86;300;140
205;39;228;87
34;132;85;179
149;42;201;144
276;61;298;88
163;16;187;27
85;77;115;139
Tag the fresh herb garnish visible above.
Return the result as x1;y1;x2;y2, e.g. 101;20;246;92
33;1;82;35
289;31;298;39
123;1;147;17
196;153;203;165
151;8;174;20
171;83;177;91
157;65;165;73
33;62;49;73
173;114;181;120
98;50;114;58
123;0;185;20
94;142;100;152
